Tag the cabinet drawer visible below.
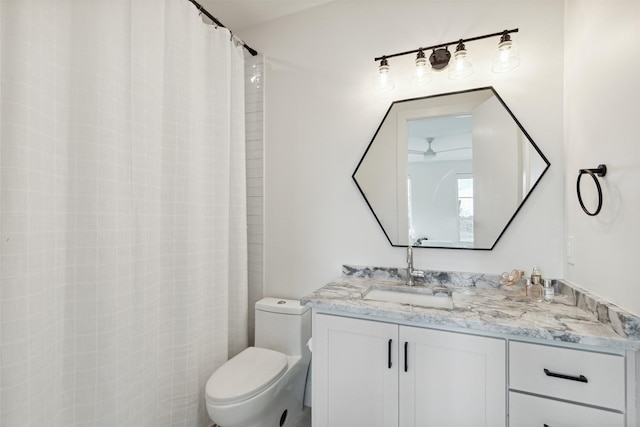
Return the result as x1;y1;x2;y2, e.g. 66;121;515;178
509;392;624;427
509;341;625;411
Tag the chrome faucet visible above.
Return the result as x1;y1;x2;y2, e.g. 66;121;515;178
406;244;425;286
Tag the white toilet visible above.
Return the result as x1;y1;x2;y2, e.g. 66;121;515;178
205;298;311;427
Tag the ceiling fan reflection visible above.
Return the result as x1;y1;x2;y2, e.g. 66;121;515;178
408;137;471;161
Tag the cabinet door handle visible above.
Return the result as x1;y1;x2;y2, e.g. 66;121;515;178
543;368;588;383
404;341;408;372
388;339;392;369
544;424;550;427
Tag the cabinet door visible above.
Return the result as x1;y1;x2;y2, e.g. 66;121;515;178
313;314;399;427
399;326;506;427
509;391;625;427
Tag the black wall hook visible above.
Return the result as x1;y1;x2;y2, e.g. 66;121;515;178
577;164;607;216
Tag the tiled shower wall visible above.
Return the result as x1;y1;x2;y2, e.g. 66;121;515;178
245;55;264;345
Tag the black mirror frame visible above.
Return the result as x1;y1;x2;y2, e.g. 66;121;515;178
352;86;551;250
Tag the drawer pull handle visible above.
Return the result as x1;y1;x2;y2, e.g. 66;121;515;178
543;368;588;383
404;341;408;372
388;339;392;369
544;424;550;427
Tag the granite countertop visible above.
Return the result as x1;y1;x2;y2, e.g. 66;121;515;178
301;266;640;351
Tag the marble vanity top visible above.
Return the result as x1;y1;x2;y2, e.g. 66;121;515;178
301;265;640;351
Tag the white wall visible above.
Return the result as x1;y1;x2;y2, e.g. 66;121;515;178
564;1;640;315
241;1;565;299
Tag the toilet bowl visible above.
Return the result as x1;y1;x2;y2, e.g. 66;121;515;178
205;298;311;427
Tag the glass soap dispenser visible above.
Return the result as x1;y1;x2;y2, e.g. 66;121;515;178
526;278;543;302
527;267;543;301
531;267;542;286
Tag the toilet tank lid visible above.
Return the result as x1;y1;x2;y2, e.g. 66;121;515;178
256;297;310;315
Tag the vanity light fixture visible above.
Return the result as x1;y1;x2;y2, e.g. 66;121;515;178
374;28;519;89
375;57;395;91
492;31;520;73
410;49;433;86
448;40;473;80
429;47;451;70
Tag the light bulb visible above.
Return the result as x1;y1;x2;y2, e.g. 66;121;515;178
449;41;473;80
492;32;520;73
375;57;394;91
410;49;432;86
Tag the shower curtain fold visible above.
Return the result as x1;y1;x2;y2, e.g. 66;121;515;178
0;1;248;426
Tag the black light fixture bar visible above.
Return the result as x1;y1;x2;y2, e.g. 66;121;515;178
187;0;258;56
374;28;518;62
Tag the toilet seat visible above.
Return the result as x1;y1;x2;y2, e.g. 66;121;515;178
205;347;288;405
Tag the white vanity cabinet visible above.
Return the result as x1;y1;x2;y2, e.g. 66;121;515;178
312;313;399;427
508;341;627;427
399;324;506;426
313;313;506;427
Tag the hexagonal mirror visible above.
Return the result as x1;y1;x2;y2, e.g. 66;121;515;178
353;87;550;250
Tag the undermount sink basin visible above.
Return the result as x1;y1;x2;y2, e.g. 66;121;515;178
363;288;454;309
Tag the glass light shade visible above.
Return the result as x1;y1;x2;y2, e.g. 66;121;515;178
375;60;395;91
492;38;520;73
410;54;432;86
448;48;473;80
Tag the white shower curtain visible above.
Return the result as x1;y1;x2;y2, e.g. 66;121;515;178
0;1;248;426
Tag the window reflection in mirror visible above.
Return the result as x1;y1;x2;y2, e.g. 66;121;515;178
457;176;474;244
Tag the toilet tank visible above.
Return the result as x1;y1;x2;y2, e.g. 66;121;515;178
255;298;311;357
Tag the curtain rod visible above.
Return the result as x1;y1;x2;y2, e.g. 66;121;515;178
186;0;258;56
